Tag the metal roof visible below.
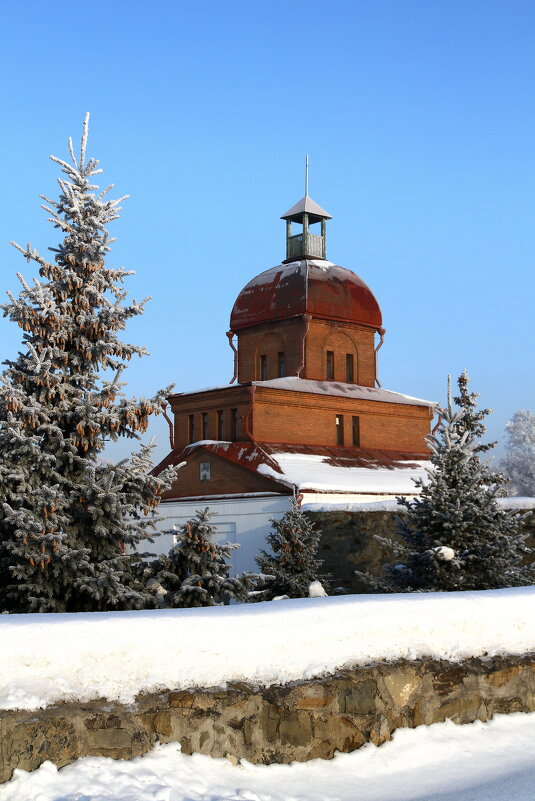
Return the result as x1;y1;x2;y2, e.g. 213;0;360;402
229;260;383;331
281;195;332;223
252;377;436;408
169;377;435;408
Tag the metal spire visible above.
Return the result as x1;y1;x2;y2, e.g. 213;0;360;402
305;154;309;197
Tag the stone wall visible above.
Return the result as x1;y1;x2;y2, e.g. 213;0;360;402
1;654;534;783
311;508;535;594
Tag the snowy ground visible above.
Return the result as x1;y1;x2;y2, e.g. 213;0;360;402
1;713;535;801
1;587;535;711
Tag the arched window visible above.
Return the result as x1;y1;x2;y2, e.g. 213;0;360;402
323;332;358;383
255;332;286;381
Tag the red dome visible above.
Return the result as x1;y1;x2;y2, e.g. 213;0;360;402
230;260;382;331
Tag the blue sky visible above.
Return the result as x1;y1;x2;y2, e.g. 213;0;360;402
0;0;533;463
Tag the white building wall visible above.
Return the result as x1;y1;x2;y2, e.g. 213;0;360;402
151;494;292;574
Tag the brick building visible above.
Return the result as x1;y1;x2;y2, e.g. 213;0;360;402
152;192;435;571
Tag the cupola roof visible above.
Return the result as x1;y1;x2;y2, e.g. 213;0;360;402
229;259;382;332
281;195;332;225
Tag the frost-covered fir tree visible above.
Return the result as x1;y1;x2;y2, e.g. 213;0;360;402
378;378;532;592
255;498;326;599
0;115;176;613
151;508;255;607
501;410;535;497
452;369;495;454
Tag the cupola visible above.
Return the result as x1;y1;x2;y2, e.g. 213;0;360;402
280;155;331;262
281;195;332;262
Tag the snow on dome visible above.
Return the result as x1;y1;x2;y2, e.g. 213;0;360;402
230;260;382;331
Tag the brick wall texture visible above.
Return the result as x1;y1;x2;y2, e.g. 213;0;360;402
161;448;286;501
236;317;376;386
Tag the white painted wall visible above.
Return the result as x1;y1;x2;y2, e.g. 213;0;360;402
150;494;292;574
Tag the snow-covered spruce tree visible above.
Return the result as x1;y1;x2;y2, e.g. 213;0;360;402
452;368;495;454
255;498;327;599
151;507;255;607
377;378;532;592
0;114;176;613
501;410;535;497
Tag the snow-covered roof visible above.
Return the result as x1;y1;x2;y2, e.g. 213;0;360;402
172;377;436;408
252;377;436;408
259;450;431;495
154;441;431;497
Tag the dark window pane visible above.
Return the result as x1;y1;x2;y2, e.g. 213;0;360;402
201;412;208;440
336;414;344;445
352;415;360;446
326;351;334;380
217;410;223;440
277;351;285;378
188;414;195;444
346;353;354;383
260;354;267;381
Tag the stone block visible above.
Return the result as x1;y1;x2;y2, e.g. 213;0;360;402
153;710;172;736
434;696;481;725
433;666;468;694
338;679;379;715
383;669;420;707
312;714;366;753
488;666;524;688
279;710;313;748
168;691;195;708
85;726;132;757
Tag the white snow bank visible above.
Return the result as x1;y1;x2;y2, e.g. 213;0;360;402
302;496;535;513
259;453;431;494
1;587;535;711
501;496;535;509
2;713;535;801
302;499;404;513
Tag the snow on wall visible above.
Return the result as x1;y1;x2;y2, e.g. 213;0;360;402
302;496;535;514
1;587;534;712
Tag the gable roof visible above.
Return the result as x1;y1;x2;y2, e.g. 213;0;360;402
154;441;431;497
